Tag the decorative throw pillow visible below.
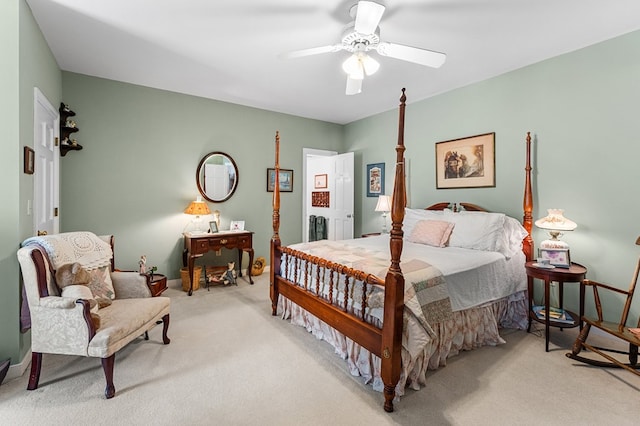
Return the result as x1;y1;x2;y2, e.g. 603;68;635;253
408;220;455;247
403;208;446;236
87;266;116;301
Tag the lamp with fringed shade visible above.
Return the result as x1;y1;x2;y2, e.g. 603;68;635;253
184;196;211;234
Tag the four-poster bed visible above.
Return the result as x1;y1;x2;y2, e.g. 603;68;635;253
270;89;534;412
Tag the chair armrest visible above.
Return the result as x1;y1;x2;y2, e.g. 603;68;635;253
30;298;95;354
111;271;152;299
39;296;78;309
583;279;629;295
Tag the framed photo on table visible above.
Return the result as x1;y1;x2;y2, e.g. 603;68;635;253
538;248;571;268
230;220;245;231
435;132;495;189
209;221;218;233
366;163;385;197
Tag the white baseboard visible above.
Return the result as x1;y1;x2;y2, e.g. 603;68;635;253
4;349;31;384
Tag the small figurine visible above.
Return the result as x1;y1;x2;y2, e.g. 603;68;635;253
139;255;146;274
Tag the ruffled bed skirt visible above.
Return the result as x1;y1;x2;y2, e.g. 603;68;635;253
278;290;528;397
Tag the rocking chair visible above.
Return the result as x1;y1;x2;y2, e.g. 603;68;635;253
566;236;640;375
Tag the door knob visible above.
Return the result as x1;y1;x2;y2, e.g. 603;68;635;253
37;230;48;236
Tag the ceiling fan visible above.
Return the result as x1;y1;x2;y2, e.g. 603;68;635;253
282;1;446;95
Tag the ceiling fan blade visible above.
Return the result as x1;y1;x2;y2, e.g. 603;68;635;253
376;42;446;68
354;1;385;34
345;76;363;95
280;44;343;59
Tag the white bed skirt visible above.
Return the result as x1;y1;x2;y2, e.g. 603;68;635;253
278;290;528;397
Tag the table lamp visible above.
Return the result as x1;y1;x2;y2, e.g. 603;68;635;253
184;196;211;234
375;195;392;234
535;208;577;249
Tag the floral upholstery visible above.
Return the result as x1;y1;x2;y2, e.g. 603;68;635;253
16;232;171;398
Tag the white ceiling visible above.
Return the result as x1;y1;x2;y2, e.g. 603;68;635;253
26;0;640;125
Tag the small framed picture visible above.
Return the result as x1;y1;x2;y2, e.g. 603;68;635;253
538;248;571;268
366;163;385;197
24;146;35;175
267;168;293;192
209;221;218;233
314;174;328;189
230;220;245;231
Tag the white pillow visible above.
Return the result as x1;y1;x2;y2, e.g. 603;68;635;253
497;216;529;258
408;220;455;247
403;208;446;237
444;210;506;252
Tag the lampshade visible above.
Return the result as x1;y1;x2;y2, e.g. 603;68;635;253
535;208;577;249
184;196;211;216
375;195;391;234
375;195;391;212
184;196;211;234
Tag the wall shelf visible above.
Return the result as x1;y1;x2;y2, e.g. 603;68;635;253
59;103;83;156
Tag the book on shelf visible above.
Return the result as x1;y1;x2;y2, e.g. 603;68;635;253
532;305;574;324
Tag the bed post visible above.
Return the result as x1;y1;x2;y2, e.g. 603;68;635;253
522;132;534;261
270;131;282;316
381;89;407;413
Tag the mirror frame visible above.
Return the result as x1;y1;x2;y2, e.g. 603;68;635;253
196;151;239;203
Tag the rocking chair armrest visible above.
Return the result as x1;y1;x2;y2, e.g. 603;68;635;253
583;279;630;296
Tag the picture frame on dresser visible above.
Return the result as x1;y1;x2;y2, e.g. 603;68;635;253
209;221;218;233
435;132;495;189
230;220;245;231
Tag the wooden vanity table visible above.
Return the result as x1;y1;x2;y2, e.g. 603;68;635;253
182;231;254;295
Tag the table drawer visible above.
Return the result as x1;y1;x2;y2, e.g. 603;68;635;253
208;236;239;249
236;234;252;249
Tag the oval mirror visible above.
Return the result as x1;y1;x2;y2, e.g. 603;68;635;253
196;152;238;202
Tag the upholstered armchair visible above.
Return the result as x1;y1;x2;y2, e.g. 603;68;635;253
17;232;170;398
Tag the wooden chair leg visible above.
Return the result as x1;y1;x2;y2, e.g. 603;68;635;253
571;323;591;356
102;355;116;399
27;352;42;391
629;344;638;366
162;314;171;344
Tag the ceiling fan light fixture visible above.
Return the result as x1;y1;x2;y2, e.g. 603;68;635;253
361;54;379;76
342;54;362;75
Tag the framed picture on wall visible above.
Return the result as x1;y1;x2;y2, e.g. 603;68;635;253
267;168;293;192
24;146;34;175
435;132;495;189
366;163;385;197
314;174;328;189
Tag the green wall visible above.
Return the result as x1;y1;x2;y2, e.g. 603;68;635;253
4;1;640;373
0;0;62;371
60;73;343;277
347;30;640;319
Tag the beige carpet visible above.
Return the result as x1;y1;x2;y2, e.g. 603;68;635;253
1;272;639;425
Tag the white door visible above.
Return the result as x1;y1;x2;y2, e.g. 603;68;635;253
33;88;59;236
305;152;354;241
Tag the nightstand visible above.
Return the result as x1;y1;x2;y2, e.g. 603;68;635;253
525;261;587;352
361;232;382;238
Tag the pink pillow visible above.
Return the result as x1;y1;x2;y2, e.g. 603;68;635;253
408;220;455;247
